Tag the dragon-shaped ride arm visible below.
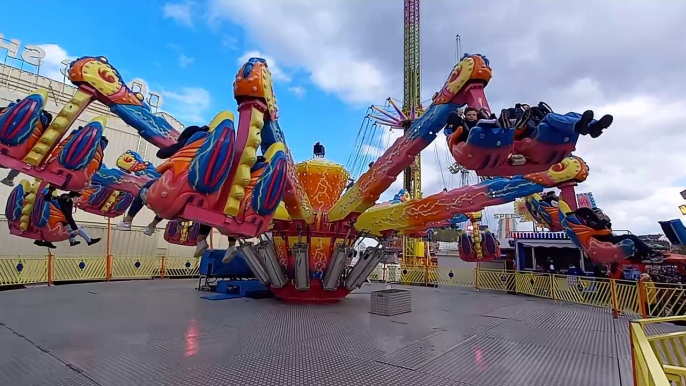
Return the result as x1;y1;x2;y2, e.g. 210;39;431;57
68;56;181;149
355;155;589;236
327;54;493;222
91;151;160;195
233;58;313;224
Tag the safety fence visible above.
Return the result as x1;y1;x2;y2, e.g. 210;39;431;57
377;266;686;320
0;255;199;285
631;316;686;385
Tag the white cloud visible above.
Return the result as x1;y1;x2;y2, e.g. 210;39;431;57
237;51;291;82
288;86;306;98
178;54;194;68
222;35;238;50
211;0;686;235
161;87;211;125
163;1;196;28
36;44;74;82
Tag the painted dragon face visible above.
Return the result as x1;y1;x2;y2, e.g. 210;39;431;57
68;56;143;106
523;155;590;187
116;151;150;173
432;54;493;105
234;57;278;119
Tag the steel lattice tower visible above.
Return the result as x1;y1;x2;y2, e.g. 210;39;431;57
402;0;422;201
402;0;424;264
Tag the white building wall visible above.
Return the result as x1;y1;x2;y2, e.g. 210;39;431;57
0;64;202;257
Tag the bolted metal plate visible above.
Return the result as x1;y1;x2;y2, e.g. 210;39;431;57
0;279;639;386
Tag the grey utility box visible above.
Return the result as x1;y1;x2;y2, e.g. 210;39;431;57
370;289;412;316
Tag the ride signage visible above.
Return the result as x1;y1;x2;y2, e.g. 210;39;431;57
0;33;46;66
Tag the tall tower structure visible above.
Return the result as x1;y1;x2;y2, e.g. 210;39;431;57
402;0;422;201
402;0;424;264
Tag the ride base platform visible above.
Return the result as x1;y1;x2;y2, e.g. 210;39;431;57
0;279;683;385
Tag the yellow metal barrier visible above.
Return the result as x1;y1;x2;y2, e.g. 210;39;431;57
631;316;686;385
0;255;198;285
53;256;107;282
400;266;427;285
110;256;162;280
163;257;200;277
554;275;613;309
516;272;553;298
0;256;48;286
476;269;515;292
644;282;686;319
430;267;476;287
614;280;641;315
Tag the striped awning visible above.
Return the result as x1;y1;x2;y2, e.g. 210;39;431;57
510;231;569;240
518;239;577;249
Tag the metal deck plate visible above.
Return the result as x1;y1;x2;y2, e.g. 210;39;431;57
0;279;683;385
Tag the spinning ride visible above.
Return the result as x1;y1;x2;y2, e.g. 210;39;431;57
3;24;612;304
523;192;686;264
3;52;608;303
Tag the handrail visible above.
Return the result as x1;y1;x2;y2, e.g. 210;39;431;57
630;321;671;385
631;316;686;386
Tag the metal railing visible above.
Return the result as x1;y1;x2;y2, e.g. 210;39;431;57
631;316;686;385
0;255;199;285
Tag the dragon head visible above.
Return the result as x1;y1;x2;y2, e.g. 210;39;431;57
116;151;151;173
523;155;590;187
68;56;144;106
234;57;278;119
432;54;492;106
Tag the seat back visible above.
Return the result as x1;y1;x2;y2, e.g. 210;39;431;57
659;219;686;246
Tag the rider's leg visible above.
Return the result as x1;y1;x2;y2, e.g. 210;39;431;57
194;225;212;258
116;180;156;231
1;169;20;187
144;216;163;236
222;237;238;263
66;224;101;246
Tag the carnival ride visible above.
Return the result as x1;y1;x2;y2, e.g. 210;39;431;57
520;190;686;265
1;48;612;303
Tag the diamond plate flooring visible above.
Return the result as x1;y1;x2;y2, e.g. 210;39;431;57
0;279;683;385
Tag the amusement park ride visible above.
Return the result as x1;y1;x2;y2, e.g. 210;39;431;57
2;0;686;303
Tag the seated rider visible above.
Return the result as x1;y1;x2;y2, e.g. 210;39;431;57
116;125;216;257
34;186;101;249
498;101;613;140
541;191;559;207
570;206;664;263
116;125;210;234
444;107;491;143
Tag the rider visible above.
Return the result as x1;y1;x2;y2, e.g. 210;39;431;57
571;206;664;263
34;187;101;249
116;125;210;233
541;191;560;207
444;107;489;142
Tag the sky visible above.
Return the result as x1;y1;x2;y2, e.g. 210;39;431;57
1;0;686;235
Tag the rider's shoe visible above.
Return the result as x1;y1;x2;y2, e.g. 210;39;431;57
194;239;209;258
115;221;132;231
222;246;238;264
144;225;155;236
574;110;595;135
498;109;512;129
589;114;613;138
